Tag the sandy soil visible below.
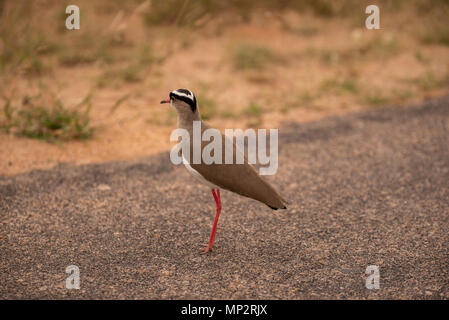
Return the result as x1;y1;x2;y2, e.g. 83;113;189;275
1;4;448;176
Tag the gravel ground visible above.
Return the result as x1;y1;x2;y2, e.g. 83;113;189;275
1;96;448;299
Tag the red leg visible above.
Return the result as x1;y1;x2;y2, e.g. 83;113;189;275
203;188;221;253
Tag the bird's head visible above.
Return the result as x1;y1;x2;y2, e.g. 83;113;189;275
160;89;197;115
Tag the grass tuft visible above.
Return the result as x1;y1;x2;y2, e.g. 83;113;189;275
416;71;448;91
420;21;449;47
1;92;93;142
141;0;362;28
197;93;218;120
232;43;282;71
96;44;157;86
362;93;391;107
244;102;263;116
320;78;358;94
358;35;402;57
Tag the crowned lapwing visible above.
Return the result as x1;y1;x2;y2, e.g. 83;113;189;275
161;89;287;253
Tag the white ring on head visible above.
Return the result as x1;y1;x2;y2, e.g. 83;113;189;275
172;89;193;100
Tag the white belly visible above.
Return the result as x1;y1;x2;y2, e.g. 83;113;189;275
182;155;219;189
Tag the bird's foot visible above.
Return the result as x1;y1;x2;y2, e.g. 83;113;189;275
200;243;214;254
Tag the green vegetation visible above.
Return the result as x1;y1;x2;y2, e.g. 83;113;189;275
244;102;263;116
391;89;414;103
414;51;429;64
421;29;449;47
147;109;177;126
279;91;321;114
58;51;98;67
242;102;263;127
0;2;58;75
307;34;402;68
357;35;402;58
1;0;448;140
0;30;55;75
140;0;449;29
232;43;282;71
401;71;449;92
320;78;358;94
1;93;93;142
56;31;116;67
419;9;449;47
340;79;358;93
415;71;449;91
197;93;218;120
220;110;236;118
96;44;157;86
362;93;391;107
109;94;131;115
244;72;274;84
121;44;156;82
141;0;366;27
292;91;315;108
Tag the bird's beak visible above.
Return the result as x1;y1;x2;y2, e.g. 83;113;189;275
160;98;170;104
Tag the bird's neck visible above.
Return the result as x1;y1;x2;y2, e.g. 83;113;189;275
177;110;201;129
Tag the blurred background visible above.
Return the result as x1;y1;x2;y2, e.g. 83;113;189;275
1;0;448;175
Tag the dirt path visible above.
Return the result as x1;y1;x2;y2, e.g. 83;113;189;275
1;96;448;299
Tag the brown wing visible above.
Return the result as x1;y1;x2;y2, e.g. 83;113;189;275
189;123;287;209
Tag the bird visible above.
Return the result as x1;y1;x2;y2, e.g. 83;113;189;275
161;88;287;253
